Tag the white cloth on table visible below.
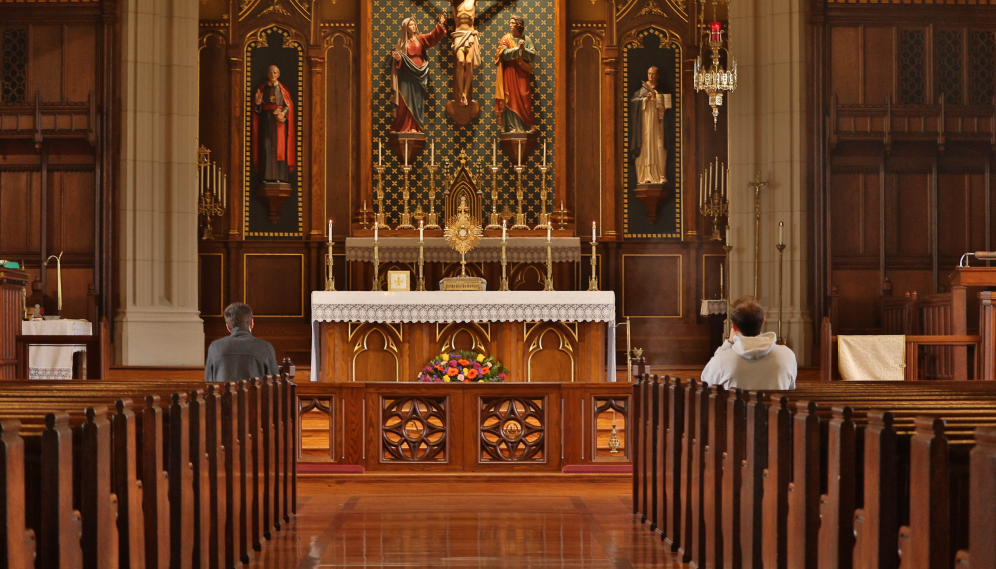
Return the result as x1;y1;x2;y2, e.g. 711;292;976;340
21;319;92;380
700;299;728;316
838;335;906;381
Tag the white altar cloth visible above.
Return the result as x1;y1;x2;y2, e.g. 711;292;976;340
21;319;92;380
345;237;582;264
310;290;618;381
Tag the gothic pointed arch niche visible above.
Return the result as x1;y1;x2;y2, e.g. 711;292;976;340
442;151;484;222
524;321;578;382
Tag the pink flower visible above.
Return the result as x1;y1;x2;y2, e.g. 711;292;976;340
457;374;465;381
498;373;506;380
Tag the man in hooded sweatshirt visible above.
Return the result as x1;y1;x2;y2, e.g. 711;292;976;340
700;296;797;390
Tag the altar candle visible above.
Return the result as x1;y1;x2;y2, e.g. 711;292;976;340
517;142;522;167
404;140;409;166
699;173;704;206
502;219;507;242
328;219;333;242
725;224;730;246
710;21;722;43
378;139;383;165
547;225;551;243
419;219;424;243
542;141;547;168
56;256;62;311
431;141;435;166
724;167;729;197
493;140;497;166
592;221;597;243
708;162;714;199
719;263;724;295
216;163;221;199
778;221;784;246
222;174;227;207
374;221;378;242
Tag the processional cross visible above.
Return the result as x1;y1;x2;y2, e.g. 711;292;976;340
748;170;768;298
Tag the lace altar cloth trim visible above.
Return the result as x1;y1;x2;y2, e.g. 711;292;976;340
700;299;728;316
29;367;73;380
345;237;582;264
311;291;616;323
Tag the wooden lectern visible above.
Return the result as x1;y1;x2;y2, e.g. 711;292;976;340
0;268;29;379
950;267;996;380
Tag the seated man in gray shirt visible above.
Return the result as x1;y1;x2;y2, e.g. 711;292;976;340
205;302;279;382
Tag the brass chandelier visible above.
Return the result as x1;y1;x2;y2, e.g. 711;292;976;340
693;19;737;129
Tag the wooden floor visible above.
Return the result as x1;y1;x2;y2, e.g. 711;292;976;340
249;477;687;568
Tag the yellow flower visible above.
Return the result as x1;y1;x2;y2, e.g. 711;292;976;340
476;354;485;362
441;354;450;362
444;376;451;382
463;368;470;375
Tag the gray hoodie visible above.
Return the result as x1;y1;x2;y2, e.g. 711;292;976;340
700;331;797;391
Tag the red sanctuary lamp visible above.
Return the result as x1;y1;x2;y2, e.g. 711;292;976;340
709;21;722;43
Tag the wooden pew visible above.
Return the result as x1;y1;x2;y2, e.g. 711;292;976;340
0;375;295;569
0;420;35;569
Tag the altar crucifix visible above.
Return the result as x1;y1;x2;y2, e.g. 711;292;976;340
445;0;500;125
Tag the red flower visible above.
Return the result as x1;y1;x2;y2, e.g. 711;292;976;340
446;367;459;377
466;369;479;379
457;359;471;366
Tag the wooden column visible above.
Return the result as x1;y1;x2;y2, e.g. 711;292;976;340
980;291;996;381
228;47;244;240
309;52;325;241
600;0;619;239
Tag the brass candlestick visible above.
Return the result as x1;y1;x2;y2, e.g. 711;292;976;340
544;238;554;291
555;200;569;230
535;165;551;229
499;233;509;291
588;239;599;291
776;233;786;345
372;233;382;291
608;409;620;453
425;164;440;229
417;237;426;291
326;241;336;291
398;164;415;229
723;243;733;337
512;165;529;230
486;165;501;230
374;164;387;228
358;200;373;230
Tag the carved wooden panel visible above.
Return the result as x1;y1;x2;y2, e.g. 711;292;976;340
571;31;603;239
299;397;334;460
381;396;446;462
324;32;355;238
350;323;402;382
480;397;546;462
524;322;576;383
435;322;490;356
591;397;628;462
244;253;304;317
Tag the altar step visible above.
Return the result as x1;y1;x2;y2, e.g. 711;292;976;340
295;469;631;484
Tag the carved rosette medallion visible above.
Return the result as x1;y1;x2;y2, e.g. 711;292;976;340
382;397;447;461
480;397;545;461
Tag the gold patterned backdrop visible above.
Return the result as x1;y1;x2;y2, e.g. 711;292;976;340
371;0;556;225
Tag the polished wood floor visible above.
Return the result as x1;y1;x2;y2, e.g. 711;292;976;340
250;477;687;568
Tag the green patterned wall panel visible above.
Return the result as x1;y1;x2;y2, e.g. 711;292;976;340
372;0;556;226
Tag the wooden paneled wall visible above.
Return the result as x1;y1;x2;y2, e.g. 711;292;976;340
0;8;113;325
812;3;996;337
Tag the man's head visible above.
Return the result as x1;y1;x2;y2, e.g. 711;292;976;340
730;296;765;337
647;66;659;83
224;302;254;332
509;15;525;35
267;65;280;84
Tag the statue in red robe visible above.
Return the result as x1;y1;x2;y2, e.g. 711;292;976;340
252;65;296;182
390;15;447;133
494;15;537;133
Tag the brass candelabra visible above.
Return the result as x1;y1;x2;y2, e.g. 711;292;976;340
425;164;440;229
374;164;387;228
698;159;728;241
608;409;620;453
749;170;768;297
511;165;529;230
486;164;501;230
198;192;225;240
544;237;554;291
555;201;569;230
535;165;551;229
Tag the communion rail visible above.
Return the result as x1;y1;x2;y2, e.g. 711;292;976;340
295;382;632;473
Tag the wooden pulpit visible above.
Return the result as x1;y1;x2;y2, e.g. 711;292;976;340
950;267;996;380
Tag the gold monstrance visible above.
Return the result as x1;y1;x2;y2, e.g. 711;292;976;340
441;197;486;291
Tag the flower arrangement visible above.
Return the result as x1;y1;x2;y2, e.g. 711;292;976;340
417;351;507;383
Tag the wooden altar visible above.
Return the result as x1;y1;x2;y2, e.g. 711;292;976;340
310;290;617;383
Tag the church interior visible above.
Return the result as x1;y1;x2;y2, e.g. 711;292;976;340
2;0;996;566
